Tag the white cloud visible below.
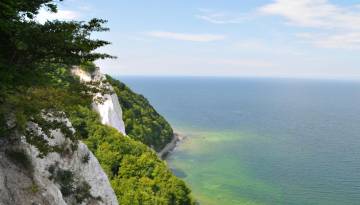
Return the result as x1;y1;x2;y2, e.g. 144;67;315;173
233;40;306;56
259;0;360;30
36;7;80;23
260;0;360;49
196;9;251;24
147;31;225;42
98;54;275;76
296;32;360;49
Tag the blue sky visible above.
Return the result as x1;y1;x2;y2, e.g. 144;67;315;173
38;0;360;79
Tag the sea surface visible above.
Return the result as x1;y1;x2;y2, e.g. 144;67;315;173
117;76;360;205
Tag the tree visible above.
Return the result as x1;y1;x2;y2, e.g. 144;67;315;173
0;0;113;154
0;2;195;204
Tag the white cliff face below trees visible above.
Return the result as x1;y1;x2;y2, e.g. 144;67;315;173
0;67;127;205
71;67;126;135
0;117;119;205
0;68;127;205
92;93;126;134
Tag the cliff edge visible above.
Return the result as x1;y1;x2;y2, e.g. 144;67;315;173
0;115;118;205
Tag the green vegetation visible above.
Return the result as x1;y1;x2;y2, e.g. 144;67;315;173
55;169;74;197
107;76;174;151
48;164;75;197
0;0;112;155
5;149;33;172
28;183;40;194
0;1;194;204
48;164;96;203
81;61;98;73
82;152;91;164
74;181;93;203
70;106;194;204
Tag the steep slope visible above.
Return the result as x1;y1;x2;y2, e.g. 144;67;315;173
0;115;118;205
0;1;193;204
72;67;126;135
71;106;193;204
70;69;194;204
106;76;173;152
0;66;194;205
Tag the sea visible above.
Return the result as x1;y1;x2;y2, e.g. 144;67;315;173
117;76;360;205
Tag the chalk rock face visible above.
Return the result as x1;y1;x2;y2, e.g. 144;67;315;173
71;67;126;135
0;117;119;205
0;67;126;205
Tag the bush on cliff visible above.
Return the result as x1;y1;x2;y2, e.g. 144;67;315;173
106;76;173;152
0;1;194;204
69;106;194;204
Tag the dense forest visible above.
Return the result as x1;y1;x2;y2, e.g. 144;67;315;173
107;76;174;151
70;105;193;204
0;1;194;204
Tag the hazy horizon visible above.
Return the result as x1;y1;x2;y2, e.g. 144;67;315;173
114;74;360;82
119;77;360;205
37;0;360;79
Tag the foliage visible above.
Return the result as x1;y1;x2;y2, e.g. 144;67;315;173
28;183;40;193
0;66;95;157
0;1;194;204
49;166;75;197
81;61;97;73
82;152;90;164
69;106;194;204
5;149;33;172
106;76;174;151
74;181;93;203
48;163;96;203
0;0;112;154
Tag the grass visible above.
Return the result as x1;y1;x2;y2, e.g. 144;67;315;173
27;183;40;193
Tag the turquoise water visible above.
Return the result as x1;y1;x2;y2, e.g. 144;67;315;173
118;77;360;205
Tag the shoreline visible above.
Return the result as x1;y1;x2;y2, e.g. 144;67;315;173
158;132;185;159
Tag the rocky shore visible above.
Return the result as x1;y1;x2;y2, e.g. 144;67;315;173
158;132;185;159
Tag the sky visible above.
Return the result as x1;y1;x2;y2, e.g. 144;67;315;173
37;0;360;79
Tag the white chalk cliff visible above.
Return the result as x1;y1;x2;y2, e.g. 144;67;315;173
0;68;126;205
71;67;126;135
0;115;119;205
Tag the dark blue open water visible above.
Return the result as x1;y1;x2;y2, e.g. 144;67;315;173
117;77;360;205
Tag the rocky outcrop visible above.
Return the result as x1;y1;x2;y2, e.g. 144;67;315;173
0;67;128;205
71;67;126;135
0;116;119;205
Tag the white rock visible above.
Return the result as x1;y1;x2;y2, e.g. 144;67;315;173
72;67;126;135
0;116;119;205
0;67;126;205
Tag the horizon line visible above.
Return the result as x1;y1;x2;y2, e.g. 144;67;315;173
105;74;360;82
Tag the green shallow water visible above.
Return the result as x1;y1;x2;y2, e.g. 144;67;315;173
118;77;360;205
168;129;280;205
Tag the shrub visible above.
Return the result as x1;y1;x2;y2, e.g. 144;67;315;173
74;181;93;203
81;61;97;73
82;153;90;164
68;106;194;204
5;149;33;172
48;165;74;197
57;169;74;197
106;76;174;152
28;183;40;193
